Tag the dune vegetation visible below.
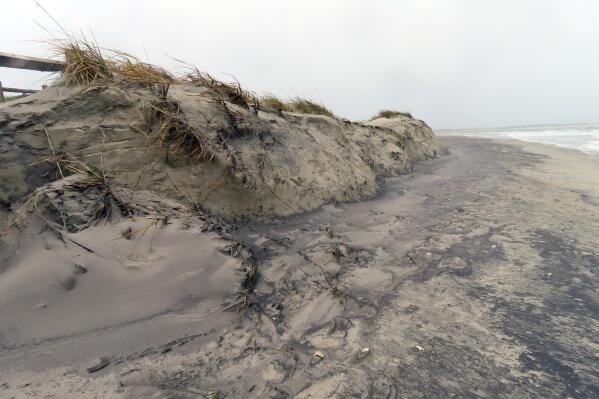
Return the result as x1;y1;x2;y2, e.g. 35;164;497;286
371;109;413;120
57;39;335;119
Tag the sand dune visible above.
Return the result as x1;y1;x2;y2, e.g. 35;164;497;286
3;50;596;398
0;67;444;397
0;80;443;223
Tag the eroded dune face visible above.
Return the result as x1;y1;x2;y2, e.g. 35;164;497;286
0;80;444;397
0;81;444;222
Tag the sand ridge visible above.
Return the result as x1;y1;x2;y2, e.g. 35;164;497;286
0;81;444;222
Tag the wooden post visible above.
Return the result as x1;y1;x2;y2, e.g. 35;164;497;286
1;87;38;94
0;51;63;72
0;51;63;102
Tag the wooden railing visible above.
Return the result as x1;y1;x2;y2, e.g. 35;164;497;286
0;51;64;102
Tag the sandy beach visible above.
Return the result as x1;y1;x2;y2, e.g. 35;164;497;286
2;1;598;397
1;136;597;398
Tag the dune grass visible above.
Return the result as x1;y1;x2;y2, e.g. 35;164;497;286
287;98;335;117
260;94;291;112
58;40;174;96
58;39;259;109
261;95;335;117
61;40;113;85
184;68;258;109
59;41;213;162
142;100;222;162
54;37;341;164
114;51;173;95
371;109;413;120
57;37;339;119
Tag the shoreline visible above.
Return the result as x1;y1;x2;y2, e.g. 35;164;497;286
494;137;599;197
1;136;598;398
435;131;599;159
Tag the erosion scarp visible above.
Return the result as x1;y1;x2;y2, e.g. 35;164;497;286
0;49;447;398
0;77;443;222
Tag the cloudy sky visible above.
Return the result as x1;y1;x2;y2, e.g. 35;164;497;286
2;0;598;129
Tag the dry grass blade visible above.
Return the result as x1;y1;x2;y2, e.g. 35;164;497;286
185;68;257;109
117;54;173;86
56;37;173;95
1;175;128;240
371;109;413;120
259;95;336;117
0;192;40;238
44;128;64;179
31;131;103;180
260;94;291;112
144;100;221;162
288;97;335;117
59;39;113;85
56;36;263;114
299;249;344;297
99;127;107;183
113;51;174;96
59;153;103;178
166;173;199;212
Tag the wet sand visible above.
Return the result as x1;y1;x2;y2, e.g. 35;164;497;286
1;137;598;398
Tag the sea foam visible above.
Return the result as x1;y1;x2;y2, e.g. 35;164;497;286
438;124;599;154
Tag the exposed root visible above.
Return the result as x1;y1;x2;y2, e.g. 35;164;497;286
31;150;103;180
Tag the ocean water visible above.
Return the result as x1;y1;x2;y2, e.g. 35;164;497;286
436;123;599;154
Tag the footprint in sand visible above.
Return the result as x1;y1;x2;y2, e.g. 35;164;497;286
61;276;77;291
61;264;88;291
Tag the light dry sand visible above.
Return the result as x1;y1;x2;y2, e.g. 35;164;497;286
1;137;597;398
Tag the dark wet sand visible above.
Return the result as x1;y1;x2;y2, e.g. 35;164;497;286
1;137;598;398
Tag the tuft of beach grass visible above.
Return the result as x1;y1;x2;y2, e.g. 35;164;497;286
260;94;291;112
143;100;222;162
371;109;413;120
287;97;335;117
60;39;113;85
260;95;336;117
184;68;258;109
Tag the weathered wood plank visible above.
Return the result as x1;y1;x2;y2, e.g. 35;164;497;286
0;51;64;72
1;87;38;94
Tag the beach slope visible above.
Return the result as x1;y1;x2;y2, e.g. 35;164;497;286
0;137;597;398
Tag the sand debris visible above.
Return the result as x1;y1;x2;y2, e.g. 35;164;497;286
86;357;111;373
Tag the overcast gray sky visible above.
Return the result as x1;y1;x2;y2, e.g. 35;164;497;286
2;0;598;129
